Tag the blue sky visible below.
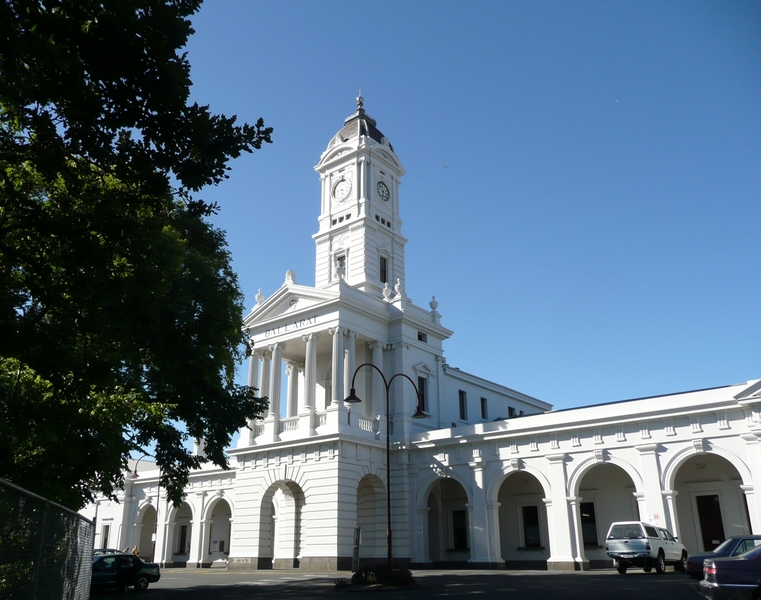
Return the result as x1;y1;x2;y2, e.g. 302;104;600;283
184;1;760;411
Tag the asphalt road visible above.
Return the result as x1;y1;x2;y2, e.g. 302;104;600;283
97;567;703;600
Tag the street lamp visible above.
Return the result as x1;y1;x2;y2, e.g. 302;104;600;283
344;362;428;571
128;454;160;563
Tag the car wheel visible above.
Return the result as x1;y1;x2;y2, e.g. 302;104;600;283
643;565;652;573
135;576;149;592
655;552;666;574
677;552;688;572
617;562;627;574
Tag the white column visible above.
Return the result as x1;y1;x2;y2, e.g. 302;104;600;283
741;433;761;534
302;333;317;410
485;501;502;563
636;444;667;526
285;361;298;418
297;363;305;414
371;341;384;417
545;453;576;571
268;343;284;417
247;347;260;389
662;490;679;539
238;348;260;448
468;462;491;565
329;327;344;405
259;350;271;414
187;492;206;568
568;496;589;570
344;330;356;400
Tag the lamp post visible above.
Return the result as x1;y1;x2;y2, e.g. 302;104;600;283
129;454;160;563
344;362;427;571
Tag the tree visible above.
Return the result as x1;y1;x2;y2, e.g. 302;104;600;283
0;0;271;509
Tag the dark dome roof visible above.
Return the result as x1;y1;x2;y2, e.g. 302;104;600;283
327;95;393;152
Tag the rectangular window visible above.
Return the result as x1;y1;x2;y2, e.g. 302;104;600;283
219;540;225;553
522;505;541;548
417;376;428;412
458;390;467;421
178;525;188;554
380;256;388;284
417;331;427;343
452;510;468;550
580;502;598;547
508;406;516;418
480;397;488;420
101;524;110;548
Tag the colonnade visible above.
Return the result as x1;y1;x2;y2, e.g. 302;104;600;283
238;327;390;446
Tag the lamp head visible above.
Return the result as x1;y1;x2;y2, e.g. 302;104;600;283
344;388;362;403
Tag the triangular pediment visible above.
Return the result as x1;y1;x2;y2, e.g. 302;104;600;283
413;362;435;377
243;283;339;328
734;379;761;402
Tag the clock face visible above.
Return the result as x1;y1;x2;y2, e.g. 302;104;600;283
376;180;390;202
333;178;351;201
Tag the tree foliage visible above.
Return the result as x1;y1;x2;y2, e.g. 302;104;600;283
0;0;271;509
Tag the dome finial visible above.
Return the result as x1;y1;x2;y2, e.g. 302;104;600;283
356;91;364;110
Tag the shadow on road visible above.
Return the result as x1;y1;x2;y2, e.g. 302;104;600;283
136;569;701;600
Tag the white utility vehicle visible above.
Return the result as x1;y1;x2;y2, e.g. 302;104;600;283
605;521;688;574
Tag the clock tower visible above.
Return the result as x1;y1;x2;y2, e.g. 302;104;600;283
313;96;407;294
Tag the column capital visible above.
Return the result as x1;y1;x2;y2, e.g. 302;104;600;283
367;340;383;350
255;349;271;360
269;342;286;353
302;332;318;343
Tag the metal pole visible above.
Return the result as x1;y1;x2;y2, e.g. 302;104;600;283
386;384;392;571
345;363;426;574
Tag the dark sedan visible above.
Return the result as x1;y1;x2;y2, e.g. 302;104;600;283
700;544;761;600
688;536;761;579
91;553;161;593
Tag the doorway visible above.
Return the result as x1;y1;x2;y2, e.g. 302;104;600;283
696;494;725;551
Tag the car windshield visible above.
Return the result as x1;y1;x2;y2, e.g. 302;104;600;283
609;524;643;539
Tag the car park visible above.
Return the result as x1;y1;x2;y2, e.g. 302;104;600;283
700;544;761;600
605;521;687;574
686;536;761;579
90;553;161;593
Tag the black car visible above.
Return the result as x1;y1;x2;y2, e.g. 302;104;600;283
91;553;161;593
700;544;761;600
687;536;761;579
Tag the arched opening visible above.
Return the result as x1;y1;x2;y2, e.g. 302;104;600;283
137;505;156;561
674;453;750;554
207;499;232;566
258;481;304;569
168;502;192;567
575;463;639;568
425;478;470;566
356;474;385;567
497;471;549;569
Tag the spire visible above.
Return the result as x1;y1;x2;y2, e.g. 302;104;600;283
356;91;364;111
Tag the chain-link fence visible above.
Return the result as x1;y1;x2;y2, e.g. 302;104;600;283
0;477;94;600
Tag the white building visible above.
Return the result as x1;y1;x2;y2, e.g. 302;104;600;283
87;99;761;572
